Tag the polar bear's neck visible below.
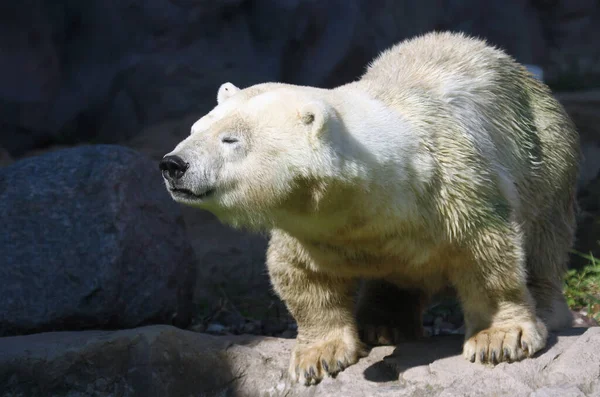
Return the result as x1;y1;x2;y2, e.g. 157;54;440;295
325;85;436;201
271;87;437;240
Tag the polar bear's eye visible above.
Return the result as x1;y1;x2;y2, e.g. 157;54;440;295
221;137;239;144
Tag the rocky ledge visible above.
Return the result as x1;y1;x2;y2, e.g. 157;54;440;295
0;325;598;397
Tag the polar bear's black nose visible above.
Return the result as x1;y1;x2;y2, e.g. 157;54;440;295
159;155;189;181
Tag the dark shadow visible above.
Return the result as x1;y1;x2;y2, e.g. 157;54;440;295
363;334;463;382
363;360;406;383
363;327;592;383
553;327;590;337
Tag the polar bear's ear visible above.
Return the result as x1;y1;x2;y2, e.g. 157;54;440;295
217;82;240;104
299;101;330;140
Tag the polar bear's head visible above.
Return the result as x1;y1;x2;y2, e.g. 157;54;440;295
160;82;348;229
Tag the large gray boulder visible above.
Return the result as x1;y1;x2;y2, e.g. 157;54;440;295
0;145;196;336
0;325;597;396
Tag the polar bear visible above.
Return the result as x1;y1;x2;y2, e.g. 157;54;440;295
160;32;580;385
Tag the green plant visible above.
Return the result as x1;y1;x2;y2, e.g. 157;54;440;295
565;249;600;322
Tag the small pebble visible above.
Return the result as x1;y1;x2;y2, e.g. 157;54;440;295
206;323;227;334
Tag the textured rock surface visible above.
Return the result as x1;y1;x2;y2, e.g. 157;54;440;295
556;90;600;268
537;0;600;89
0;145;196;336
0;325;598;396
1;0;596;155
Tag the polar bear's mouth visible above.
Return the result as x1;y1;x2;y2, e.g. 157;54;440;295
170;187;215;200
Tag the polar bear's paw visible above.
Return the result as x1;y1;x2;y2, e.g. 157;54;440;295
462;320;547;364
288;334;366;385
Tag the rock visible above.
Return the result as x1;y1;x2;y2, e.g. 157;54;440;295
0;0;275;155
536;1;600;89
0;147;11;167
556;90;600;268
20;143;77;161
0;325;598;396
0;145;196;336
440;0;547;65
555;90;600;189
572;310;599;328
0;326;253;397
2;0;579;156
205;323;228;335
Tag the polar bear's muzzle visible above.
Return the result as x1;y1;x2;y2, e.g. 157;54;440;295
159;154;216;202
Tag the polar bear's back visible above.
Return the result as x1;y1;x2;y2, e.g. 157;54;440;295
357;31;579;218
362;31;503;94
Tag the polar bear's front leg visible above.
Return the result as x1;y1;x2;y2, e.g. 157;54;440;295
451;225;548;364
267;243;366;385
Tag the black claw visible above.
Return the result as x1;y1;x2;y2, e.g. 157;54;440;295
470;353;476;363
322;359;329;373
308;366;316;379
330;363;342;379
491;351;497;364
480;350;486;363
522;341;529;354
337;360;345;370
303;375;311;386
504;348;511;361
